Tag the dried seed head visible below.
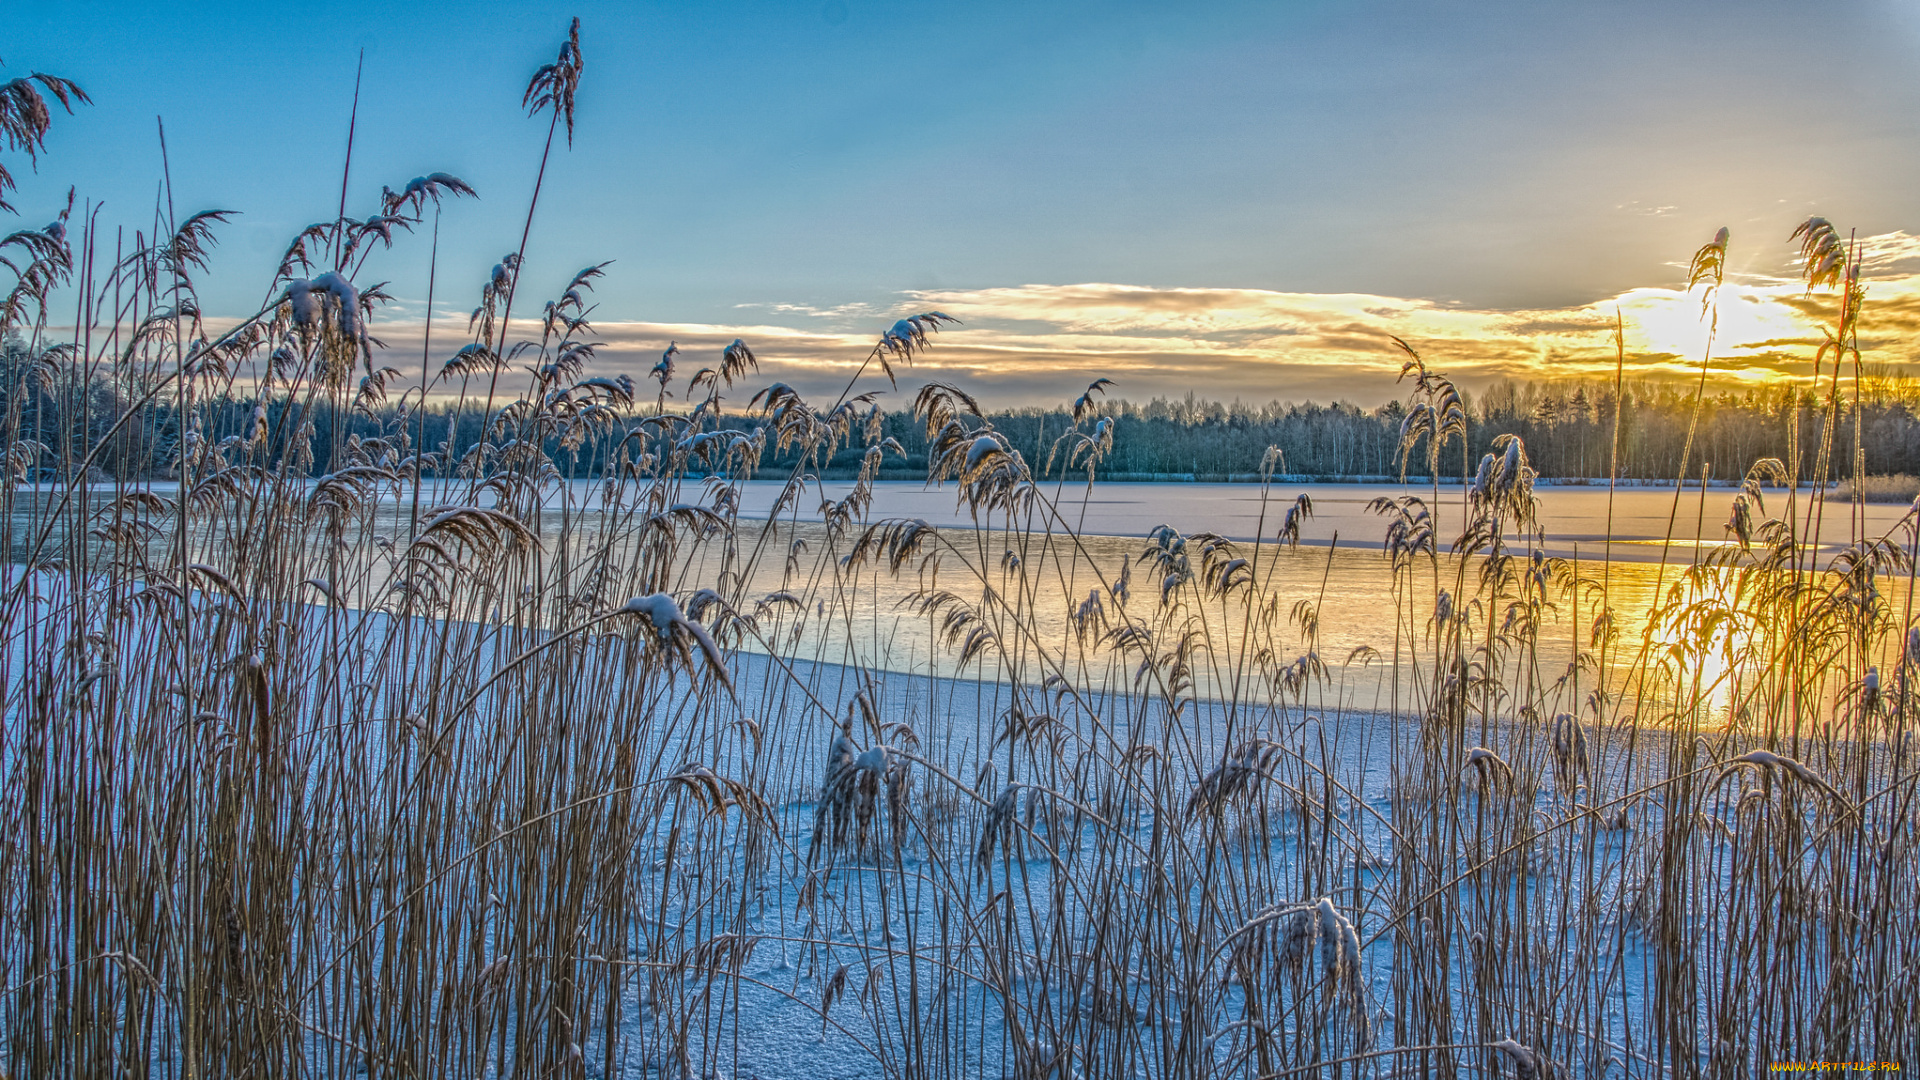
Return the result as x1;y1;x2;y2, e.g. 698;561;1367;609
1550;713;1589;787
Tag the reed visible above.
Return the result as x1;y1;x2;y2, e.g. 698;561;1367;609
1836;473;1920;504
2;25;1918;1079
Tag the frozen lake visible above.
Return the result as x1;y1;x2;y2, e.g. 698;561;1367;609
13;476;1913;724
38;477;1907;560
719;478;1911;564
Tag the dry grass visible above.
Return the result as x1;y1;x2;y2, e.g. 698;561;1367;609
3;24;1920;1079
1836;473;1920;504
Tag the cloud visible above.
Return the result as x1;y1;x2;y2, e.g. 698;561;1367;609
1858;231;1920;274
203;236;1920;413
733;300;885;322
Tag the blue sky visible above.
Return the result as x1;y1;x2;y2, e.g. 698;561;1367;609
9;1;1920;405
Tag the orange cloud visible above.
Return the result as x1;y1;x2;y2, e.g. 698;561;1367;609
196;235;1920;412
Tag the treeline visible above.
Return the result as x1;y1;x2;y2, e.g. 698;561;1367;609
6;336;1919;483
906;379;1920;483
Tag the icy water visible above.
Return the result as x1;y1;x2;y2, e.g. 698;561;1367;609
728;478;1916;565
675;479;1914;726
13;478;1915;724
37;477;1912;561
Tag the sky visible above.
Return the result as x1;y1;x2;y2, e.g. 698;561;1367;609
9;0;1920;408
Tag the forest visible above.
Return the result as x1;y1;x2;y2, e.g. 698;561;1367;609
6;332;1917;486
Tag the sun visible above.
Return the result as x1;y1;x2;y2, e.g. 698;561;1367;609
1615;283;1818;381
